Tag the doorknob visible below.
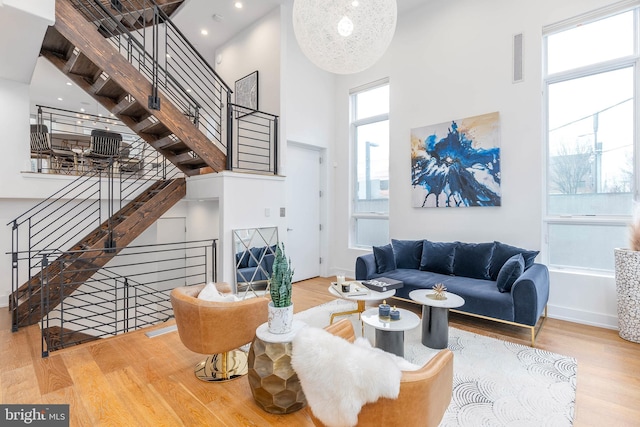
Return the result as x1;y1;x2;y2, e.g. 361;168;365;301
287;228;293;231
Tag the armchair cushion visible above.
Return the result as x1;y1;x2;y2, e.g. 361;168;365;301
197;282;239;302
373;243;396;274
292;325;403;427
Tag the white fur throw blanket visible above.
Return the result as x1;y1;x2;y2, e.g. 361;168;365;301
291;326;404;427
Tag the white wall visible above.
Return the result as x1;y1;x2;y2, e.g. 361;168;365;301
0;0;54;83
327;0;622;328
280;2;335;152
215;7;281;116
186;172;286;288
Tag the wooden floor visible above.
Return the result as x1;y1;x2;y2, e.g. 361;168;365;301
1;277;639;426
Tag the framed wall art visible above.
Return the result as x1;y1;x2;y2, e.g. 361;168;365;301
411;111;501;208
234;70;259;110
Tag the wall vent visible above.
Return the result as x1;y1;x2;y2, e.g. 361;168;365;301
513;33;524;83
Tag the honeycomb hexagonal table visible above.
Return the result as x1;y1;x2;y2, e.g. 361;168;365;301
247;321;307;414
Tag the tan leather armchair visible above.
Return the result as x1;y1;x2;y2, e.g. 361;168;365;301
170;283;269;382
309;319;454;427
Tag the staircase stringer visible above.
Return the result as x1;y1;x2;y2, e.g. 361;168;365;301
52;0;227;173
13;178;187;327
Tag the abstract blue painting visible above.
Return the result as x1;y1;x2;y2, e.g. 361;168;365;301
411;112;501;208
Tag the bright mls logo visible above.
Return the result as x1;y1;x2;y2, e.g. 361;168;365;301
1;405;69;426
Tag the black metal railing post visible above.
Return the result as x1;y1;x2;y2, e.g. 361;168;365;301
148;5;161;110
41;254;49;358
124;278;130;333
274;116;279;175
212;239;217;282
105;159;116;252
11;220;19;332
226;92;233;171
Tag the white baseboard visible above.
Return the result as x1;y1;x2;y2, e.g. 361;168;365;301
548;304;618;330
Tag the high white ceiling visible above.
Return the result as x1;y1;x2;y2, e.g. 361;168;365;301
30;0;425;115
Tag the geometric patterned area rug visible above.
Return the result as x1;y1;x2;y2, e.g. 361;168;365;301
294;299;577;427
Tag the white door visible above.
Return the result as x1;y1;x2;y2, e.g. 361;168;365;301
286;143;321;282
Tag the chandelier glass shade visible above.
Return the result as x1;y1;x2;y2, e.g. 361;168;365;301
292;0;398;75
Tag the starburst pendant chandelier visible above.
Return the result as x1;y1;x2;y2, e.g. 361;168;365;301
292;0;398;75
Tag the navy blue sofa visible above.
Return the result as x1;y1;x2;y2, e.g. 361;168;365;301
355;239;549;345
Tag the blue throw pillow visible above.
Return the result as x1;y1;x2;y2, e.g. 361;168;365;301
236;251;250;269
248;246;265;267
452;242;495;280
419;240;456;275
373;244;396;274
392;239;423;269
496;253;525;293
489;241;539;280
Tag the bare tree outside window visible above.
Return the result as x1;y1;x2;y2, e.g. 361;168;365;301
549;141;594;194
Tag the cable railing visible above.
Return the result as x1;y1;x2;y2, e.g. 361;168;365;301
12;105;183;331
68;0;232;154
37;239;217;357
228;103;279;174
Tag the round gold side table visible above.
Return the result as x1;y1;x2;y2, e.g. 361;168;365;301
247;320;307;414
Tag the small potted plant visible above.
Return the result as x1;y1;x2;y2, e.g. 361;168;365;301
268;243;294;334
615;218;640;343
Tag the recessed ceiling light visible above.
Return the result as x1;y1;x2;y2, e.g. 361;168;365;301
66;82;72;86
57;97;63;101
186;88;192;93
201;29;208;35
234;2;243;9
80;108;85;112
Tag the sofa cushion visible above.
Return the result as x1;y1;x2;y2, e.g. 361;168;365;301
419;241;456;275
236;251;250;269
248;246;266;267
392;239;423;269
496;253;524;293
373;244;396;274
489;241;540;280
453;242;494;280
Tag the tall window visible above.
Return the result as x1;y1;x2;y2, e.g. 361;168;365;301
350;81;390;247
544;8;637;271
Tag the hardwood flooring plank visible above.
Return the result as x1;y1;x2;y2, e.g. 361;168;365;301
148;377;218;426
106;367;183;427
32;353;74;395
61;347;134;426
1;365;42;403
41;386;94;427
88;340;130;375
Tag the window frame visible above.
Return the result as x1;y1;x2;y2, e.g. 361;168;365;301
349;79;390;249
542;6;640;273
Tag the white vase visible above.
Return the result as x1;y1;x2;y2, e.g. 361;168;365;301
268;301;294;334
614;248;640;343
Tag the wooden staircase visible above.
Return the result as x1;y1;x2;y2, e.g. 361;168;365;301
11;178;186;327
40;0;226;176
